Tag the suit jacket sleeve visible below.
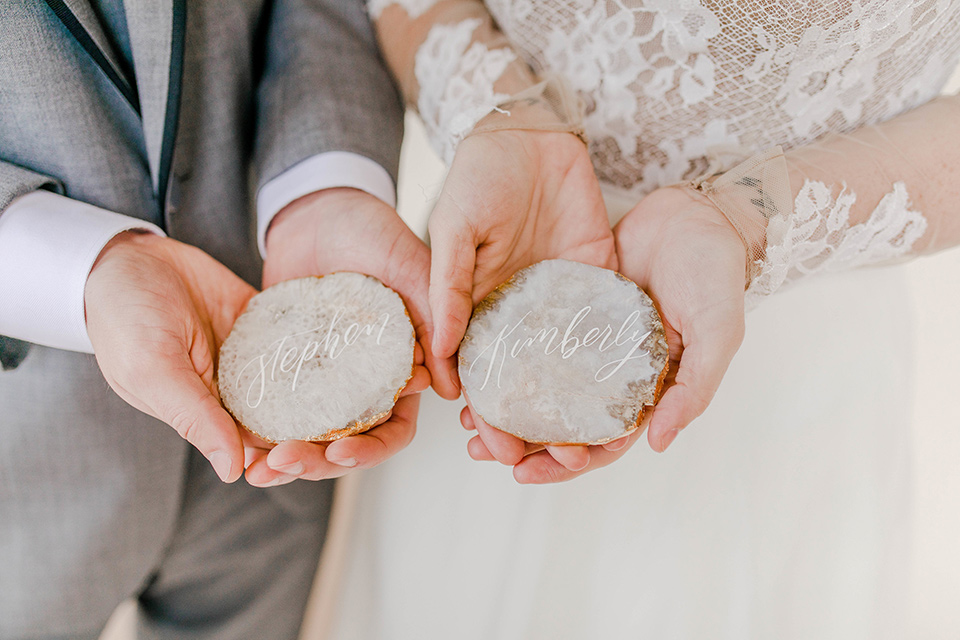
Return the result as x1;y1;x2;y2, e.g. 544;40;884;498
253;0;405;191
0;159;63;211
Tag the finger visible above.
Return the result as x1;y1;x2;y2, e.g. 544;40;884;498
468;436;545;461
460;405;475;430
469;403;526;466
467;435;495;461
430;355;462;401
244;446;270;469
240;433;272;470
324;394;420;469
239;429;273;469
255;439;361;483
513;450;575;484
244;458;302;487
257;396;419;482
406;291;458;400
428;211;477;363
544;444;591;472
514;429;643;484
409;317;460;402
410;296;460;400
400;364;431;397
265;439;322;474
385;227;461;401
601;434;631;452
647;314;743;452
259;440;353;482
147;363;245;483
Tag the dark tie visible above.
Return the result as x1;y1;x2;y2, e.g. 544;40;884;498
0;336;30;370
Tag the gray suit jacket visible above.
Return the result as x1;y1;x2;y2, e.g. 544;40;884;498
0;0;402;633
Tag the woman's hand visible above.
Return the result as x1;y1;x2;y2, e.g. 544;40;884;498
614;185;749;453
429;128;619;479
492;185;749;482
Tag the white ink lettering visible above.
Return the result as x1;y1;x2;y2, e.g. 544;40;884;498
470;306;653;389
236;309;392;408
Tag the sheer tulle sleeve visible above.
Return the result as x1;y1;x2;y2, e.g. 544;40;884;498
690;94;960;308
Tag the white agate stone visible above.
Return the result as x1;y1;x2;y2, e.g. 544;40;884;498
459;259;669;445
218;273;415;442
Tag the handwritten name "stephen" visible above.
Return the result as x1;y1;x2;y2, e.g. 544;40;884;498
237;309;391;408
468;306;652;390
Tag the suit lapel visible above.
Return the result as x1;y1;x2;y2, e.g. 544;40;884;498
125;0;186;216
59;0;128;81
42;0;140;113
126;0;174;193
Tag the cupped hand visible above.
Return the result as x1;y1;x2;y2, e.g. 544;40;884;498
245;188;435;487
461;404;648;484
613;185;749;455
429;129;618;480
84;231;259;483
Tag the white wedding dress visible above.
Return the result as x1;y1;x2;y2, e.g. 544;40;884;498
320;2;960;638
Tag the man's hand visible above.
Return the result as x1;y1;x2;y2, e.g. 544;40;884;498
613;186;749;454
429;129;619;481
84;231;258;483
244;188;436;487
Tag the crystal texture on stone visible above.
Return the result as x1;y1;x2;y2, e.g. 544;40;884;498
218;273;415;442
459;259;668;445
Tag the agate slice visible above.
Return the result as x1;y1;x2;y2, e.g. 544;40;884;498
459;259;669;445
218;273;415;442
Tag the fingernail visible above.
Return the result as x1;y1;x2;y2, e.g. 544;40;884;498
243;447;263;469
328;456;357;468
272;460;304;475
263;476;293;487
209;451;234;482
660;429;681;451
606;436;629;451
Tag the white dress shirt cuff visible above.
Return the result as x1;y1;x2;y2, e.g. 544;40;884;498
0;191;165;354
256;152;397;257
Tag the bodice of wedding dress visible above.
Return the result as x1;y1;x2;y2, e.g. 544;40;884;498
371;0;960;300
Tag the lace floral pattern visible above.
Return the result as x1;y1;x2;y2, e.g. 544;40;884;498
414;19;517;164
482;0;960;195
398;0;959;301
746;180;928;307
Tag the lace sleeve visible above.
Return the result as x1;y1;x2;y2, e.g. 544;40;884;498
366;0;578;164
413;17;518;163
692;95;960;309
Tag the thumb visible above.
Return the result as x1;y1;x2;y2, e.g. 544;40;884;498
142;357;246;483
393;238;461;400
428;210;477;364
647;311;744;452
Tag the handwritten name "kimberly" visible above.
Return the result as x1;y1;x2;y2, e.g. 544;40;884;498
469;306;652;391
237;309;391;408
